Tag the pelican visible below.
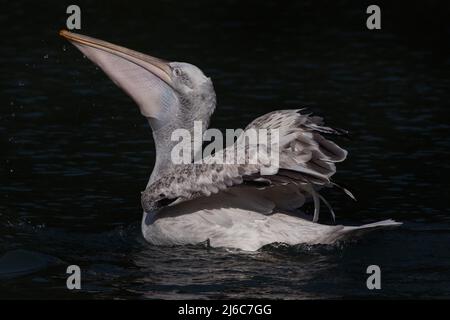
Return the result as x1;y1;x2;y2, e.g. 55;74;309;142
60;30;401;251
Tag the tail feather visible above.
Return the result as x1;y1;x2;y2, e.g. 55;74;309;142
338;219;402;240
315;219;402;244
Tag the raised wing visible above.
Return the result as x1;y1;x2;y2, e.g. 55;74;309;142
142;109;351;221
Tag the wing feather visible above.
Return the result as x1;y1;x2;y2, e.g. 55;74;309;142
142;109;350;222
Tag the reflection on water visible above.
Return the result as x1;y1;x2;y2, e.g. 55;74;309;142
1;0;450;298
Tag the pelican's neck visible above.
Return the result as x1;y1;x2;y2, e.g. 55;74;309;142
147;93;216;186
148;123;180;185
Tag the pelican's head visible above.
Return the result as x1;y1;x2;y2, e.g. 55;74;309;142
59;30;216;131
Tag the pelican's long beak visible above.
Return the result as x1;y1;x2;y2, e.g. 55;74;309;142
59;30;179;121
59;30;172;85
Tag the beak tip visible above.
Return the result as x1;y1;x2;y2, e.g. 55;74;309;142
59;29;69;39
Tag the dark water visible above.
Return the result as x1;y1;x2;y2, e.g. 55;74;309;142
1;0;450;299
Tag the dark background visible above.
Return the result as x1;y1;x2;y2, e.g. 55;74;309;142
1;0;450;299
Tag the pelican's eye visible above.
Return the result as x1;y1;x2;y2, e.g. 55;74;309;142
173;67;183;77
172;67;192;89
